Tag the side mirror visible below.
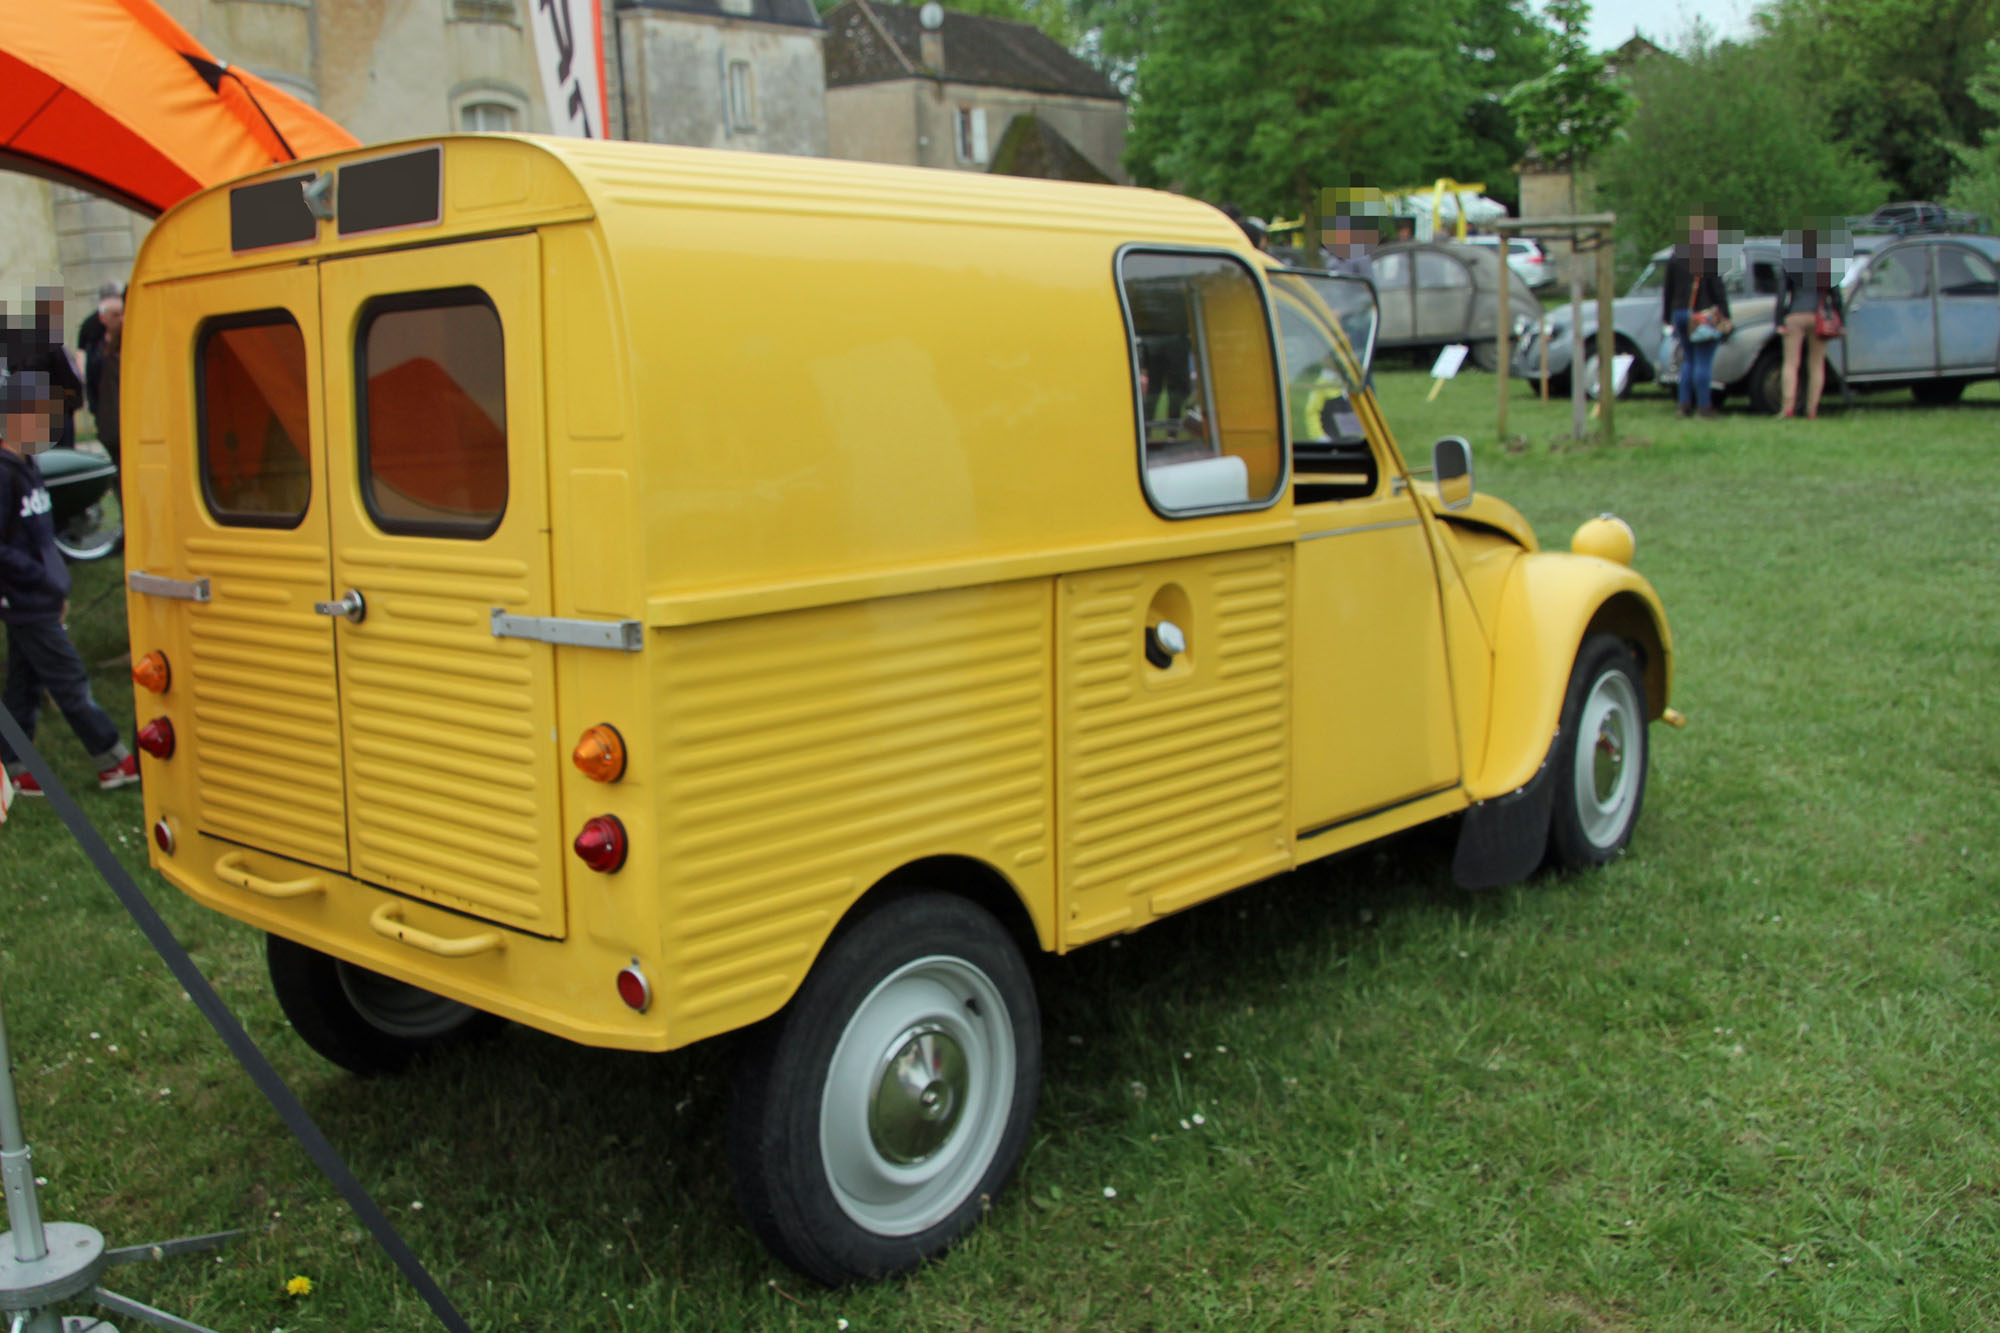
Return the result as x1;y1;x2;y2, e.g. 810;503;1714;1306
1433;436;1473;510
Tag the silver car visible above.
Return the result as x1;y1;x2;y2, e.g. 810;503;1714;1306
1512;241;1782;397
1702;233;2000;411
1371;241;1547;371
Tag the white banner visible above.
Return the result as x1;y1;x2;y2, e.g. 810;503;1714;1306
530;0;607;138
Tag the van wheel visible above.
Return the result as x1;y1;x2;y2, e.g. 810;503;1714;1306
1468;339;1501;373
266;934;504;1075
728;893;1040;1285
1912;379;1967;405
1547;634;1649;871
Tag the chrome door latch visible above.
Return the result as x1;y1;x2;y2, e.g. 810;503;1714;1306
313;589;367;623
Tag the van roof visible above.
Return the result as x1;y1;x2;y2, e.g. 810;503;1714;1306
136;133;1244;284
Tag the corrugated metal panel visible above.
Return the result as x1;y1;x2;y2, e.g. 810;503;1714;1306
335;547;564;935
1058;549;1292;945
652;582;1053;1030
183;535;347;869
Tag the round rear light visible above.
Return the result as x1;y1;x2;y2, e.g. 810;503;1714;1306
137;717;176;759
572;724;627;783
574;815;628;873
152;819;176;855
132;651;171;694
616;963;651;1013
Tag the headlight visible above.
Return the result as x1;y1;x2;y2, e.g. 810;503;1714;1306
1513;314;1536;337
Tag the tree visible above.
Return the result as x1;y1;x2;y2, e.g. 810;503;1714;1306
1754;0;2000;200
1503;0;1628;213
1948;41;2000;223
1594;34;1885;261
1121;0;1550;222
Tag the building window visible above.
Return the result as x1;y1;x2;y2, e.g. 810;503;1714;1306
955;107;989;165
728;61;757;132
451;0;518;23
459;101;519;133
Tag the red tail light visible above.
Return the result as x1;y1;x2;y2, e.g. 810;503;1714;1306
616;963;651;1013
574;815;628;873
137;717;176;759
153;819;176;855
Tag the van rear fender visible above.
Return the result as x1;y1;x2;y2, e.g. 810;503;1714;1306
1473;554;1673;802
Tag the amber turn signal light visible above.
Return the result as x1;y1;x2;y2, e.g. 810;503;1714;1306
132;651;171;694
572;724;627;783
574;815;628;873
137;717;176;760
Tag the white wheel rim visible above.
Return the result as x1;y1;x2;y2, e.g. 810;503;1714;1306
1574;669;1642;849
820;955;1015;1237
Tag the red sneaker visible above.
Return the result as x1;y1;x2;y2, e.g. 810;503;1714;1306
13;771;44;798
98;754;141;791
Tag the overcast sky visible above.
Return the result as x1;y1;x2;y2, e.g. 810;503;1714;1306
1585;0;1760;51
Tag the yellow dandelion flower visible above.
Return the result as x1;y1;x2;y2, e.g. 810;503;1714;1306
285;1275;314;1297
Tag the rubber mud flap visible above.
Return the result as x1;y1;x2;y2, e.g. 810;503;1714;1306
1452;745;1558;890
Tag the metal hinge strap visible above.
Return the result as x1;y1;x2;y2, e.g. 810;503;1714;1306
490;609;643;652
127;571;212;603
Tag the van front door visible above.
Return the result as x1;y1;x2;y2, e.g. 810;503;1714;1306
317;235;568;938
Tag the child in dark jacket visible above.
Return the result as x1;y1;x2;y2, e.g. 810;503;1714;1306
0;368;137;796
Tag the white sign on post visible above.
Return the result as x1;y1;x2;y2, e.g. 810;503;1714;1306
531;0;608;139
1428;343;1469;399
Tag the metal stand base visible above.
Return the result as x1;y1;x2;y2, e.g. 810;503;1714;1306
2;990;240;1333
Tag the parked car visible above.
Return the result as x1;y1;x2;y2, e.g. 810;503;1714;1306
1461;234;1556;290
1370;240;1546;371
1681;233;2000;411
1512;240;1783;397
1848;201;1986;237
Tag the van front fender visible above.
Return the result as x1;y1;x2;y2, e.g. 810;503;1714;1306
1469;551;1673;804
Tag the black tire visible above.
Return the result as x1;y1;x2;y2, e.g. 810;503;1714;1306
266;934;504;1076
1468;339;1501;373
729;893;1040;1285
1747;346;1785;415
1912;379;1967;405
1547;634;1650;872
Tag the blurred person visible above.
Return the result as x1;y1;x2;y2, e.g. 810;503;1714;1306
1662;215;1731;418
2;293;84;449
1772;230;1843;419
77;283;124;422
0;368;138;797
1323;213;1374;279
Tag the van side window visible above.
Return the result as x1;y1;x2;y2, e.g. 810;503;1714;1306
1119;250;1284;516
197;313;312;527
357;289;507;538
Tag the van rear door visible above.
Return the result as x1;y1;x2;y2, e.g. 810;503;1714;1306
153;266;349;871
316;234;568;939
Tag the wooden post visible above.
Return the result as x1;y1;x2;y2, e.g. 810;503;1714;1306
1495;225;1511;442
1596;227;1617;442
1568;235;1587;440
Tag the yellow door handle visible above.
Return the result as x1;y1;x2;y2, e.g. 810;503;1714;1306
215;851;324;900
369;902;504;959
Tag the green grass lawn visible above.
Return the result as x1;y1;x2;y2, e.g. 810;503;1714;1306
3;373;1997;1331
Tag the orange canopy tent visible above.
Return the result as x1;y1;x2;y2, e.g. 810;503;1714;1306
0;0;358;216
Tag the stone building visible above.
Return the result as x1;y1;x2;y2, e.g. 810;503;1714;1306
0;0;830;384
821;0;1125;184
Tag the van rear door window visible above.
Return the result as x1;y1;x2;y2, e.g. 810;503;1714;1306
197;313;312;527
357;290;507;538
1118;250;1283;516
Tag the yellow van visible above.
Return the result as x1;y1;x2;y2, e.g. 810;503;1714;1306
121;135;1673;1284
